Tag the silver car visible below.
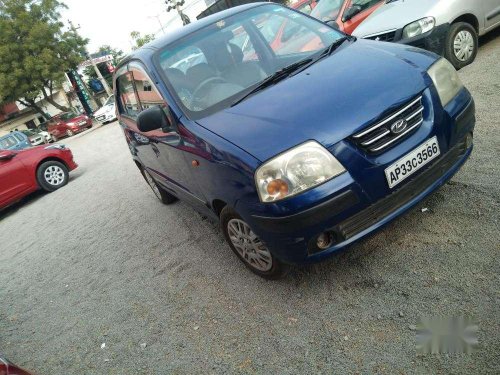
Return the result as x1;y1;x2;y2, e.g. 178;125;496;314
353;0;500;69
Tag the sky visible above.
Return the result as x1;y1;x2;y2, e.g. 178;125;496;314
60;0;189;54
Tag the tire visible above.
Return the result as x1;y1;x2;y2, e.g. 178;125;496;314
51;134;58;142
140;168;177;204
445;22;478;70
36;161;69;192
220;206;289;279
66;129;74;137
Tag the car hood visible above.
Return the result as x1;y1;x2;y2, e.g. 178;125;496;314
94;104;114;117
196;39;437;162
353;0;442;38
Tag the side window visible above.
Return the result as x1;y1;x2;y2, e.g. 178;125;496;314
350;0;381;12
129;67;164;111
13;133;25;142
0;136;16;149
116;72;140;119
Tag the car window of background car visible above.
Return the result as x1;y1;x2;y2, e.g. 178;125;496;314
104;95;115;106
350;0;381;12
13;133;25;142
0;136;16;149
310;0;343;21
116;72;141;119
59;112;78;121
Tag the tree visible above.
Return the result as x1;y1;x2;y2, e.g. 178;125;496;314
130;31;156;50
0;0;88;119
83;45;124;89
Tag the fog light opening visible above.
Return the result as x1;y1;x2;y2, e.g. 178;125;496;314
316;231;334;250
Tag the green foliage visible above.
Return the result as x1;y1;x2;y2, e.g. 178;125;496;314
130;31;156;50
0;0;88;116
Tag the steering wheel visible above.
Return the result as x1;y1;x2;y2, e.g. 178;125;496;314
191;76;228;108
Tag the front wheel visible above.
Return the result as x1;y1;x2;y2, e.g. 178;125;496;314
141;168;177;204
220;206;288;279
36;161;69;192
445;22;478;69
66;129;74;137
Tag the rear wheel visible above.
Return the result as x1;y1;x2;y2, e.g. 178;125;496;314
51;134;58;142
220;206;288;279
36;161;69;192
445;22;478;69
141;168;177;204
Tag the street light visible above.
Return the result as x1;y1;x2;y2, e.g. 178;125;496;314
165;0;191;25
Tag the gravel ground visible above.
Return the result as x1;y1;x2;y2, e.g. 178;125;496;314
1;32;499;375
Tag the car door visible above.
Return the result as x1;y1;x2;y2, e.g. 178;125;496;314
0;151;31;207
340;0;384;35
122;63;209;210
483;0;500;30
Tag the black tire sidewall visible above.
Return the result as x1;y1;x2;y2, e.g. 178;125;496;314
445;22;478;70
220;206;287;279
36;161;69;192
140;168;177;204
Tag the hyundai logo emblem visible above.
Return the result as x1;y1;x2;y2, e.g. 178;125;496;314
391;119;408;134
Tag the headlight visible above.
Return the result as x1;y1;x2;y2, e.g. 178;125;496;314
427;58;463;107
402;17;435;39
45;144;66;150
255;141;346;202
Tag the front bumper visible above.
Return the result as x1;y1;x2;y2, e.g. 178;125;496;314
244;90;475;265
398;23;450;56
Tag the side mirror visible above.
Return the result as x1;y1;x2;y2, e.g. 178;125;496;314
342;5;362;22
325;20;340;29
136;105;172;133
0;150;16;160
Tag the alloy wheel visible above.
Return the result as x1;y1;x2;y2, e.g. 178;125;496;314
454;30;474;62
227;218;273;272
44;165;65;186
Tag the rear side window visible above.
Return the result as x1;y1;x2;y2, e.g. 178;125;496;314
116;73;140;119
0;136;17;149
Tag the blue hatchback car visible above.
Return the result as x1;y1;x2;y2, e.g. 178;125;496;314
0;131;31;150
115;3;475;278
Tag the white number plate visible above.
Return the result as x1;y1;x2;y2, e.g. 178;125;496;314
385;136;440;189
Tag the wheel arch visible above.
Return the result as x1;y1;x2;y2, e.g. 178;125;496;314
452;13;479;33
212;199;227;217
35;157;69;174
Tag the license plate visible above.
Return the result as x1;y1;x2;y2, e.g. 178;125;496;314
385;136;440;189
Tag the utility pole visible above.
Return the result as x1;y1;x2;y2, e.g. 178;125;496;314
69;20;113;97
149;15;166;34
165;0;191;26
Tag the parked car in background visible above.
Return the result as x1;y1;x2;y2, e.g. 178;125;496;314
115;3;475;278
0;355;33;375
21;129;46;146
310;0;385;34
0;131;31;150
47;111;93;141
94;95;117;124
353;0;500;69
0;143;77;209
290;0;318;15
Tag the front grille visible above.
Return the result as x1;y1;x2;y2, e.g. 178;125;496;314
335;137;468;240
365;30;397;42
351;95;424;153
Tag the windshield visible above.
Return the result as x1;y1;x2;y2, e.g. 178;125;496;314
104;95;115;106
156;4;342;119
59;112;78;120
310;0;344;22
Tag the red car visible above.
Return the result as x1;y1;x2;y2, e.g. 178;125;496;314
0;144;78;209
0;356;33;375
47;111;93;141
310;0;385;34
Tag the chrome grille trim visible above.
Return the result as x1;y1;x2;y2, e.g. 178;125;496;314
370;119;423;152
351;95;424;153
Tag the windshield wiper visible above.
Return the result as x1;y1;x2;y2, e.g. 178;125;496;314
231;58;313;107
290;36;352;76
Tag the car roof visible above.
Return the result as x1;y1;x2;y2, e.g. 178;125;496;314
117;2;271;67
